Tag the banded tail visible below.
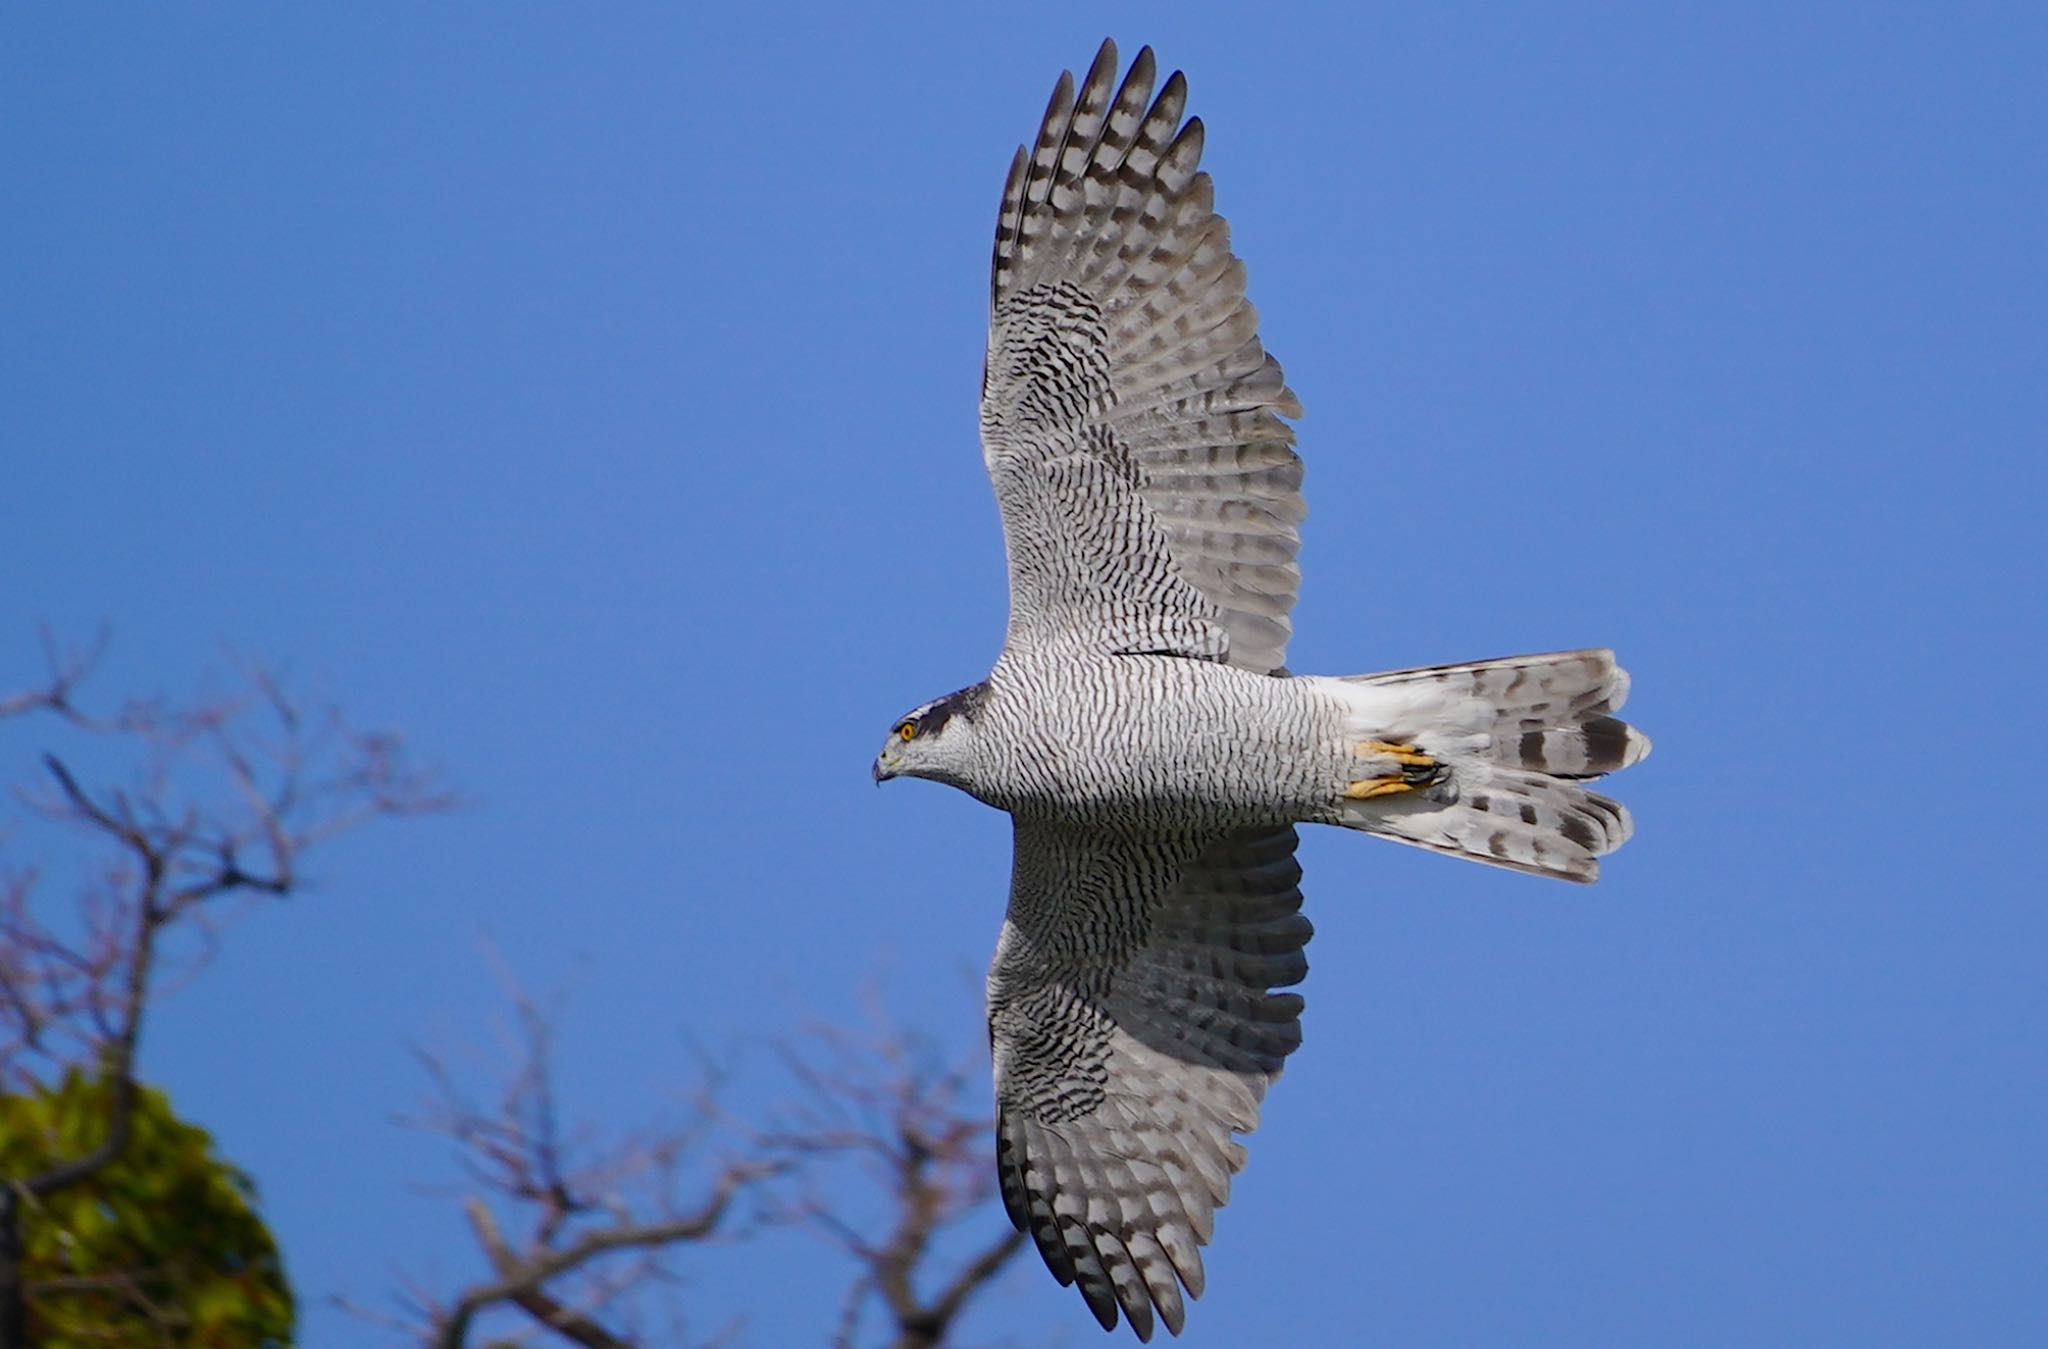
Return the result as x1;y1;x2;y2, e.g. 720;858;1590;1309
1319;649;1651;883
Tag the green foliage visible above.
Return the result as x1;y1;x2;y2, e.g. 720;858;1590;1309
0;1070;294;1348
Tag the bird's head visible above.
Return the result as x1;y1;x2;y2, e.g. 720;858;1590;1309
873;681;990;788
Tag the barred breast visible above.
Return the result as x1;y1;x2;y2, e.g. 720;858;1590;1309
973;655;1344;828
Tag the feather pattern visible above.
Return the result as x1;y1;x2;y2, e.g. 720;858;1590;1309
1322;649;1652;882
875;41;1652;1342
982;38;1303;677
990;822;1309;1339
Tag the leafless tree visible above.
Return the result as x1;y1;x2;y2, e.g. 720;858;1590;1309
768;1003;1028;1349
381;971;781;1349
389;981;1028;1349
3;630;1026;1347
0;630;450;1346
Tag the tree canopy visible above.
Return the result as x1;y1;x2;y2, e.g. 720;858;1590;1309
0;1071;293;1349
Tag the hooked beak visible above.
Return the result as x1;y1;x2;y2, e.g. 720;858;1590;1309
872;753;897;785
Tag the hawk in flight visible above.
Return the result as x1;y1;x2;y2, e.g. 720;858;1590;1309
873;39;1649;1339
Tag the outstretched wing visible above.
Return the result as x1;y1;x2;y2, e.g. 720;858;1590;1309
988;820;1311;1339
980;39;1304;675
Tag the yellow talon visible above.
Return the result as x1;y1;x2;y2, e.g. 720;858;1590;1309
1359;739;1436;768
1345;778;1418;800
1348;739;1446;800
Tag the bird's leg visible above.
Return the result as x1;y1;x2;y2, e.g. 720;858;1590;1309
1345;740;1448;799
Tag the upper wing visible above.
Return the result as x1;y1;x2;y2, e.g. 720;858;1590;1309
988;819;1310;1339
980;40;1304;675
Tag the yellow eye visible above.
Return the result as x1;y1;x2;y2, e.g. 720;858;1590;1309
897;721;917;741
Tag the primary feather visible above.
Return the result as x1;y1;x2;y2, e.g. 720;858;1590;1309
982;39;1302;675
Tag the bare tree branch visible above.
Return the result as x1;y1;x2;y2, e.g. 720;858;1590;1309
398;968;785;1349
436;1165;777;1349
0;635;449;1344
767;1003;1029;1349
0;628;104;728
393;973;1032;1348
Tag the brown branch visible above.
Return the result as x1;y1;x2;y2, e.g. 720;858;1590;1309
449;1200;630;1349
922;1228;1028;1341
769;1003;1030;1349
435;1160;777;1349
404;968;785;1349
391;970;1025;1346
0;628;104;727
19;755;164;1202
0;636;449;1343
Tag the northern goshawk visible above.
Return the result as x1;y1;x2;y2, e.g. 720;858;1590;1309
873;39;1650;1340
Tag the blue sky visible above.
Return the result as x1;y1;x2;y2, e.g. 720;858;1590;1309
4;3;2044;1345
